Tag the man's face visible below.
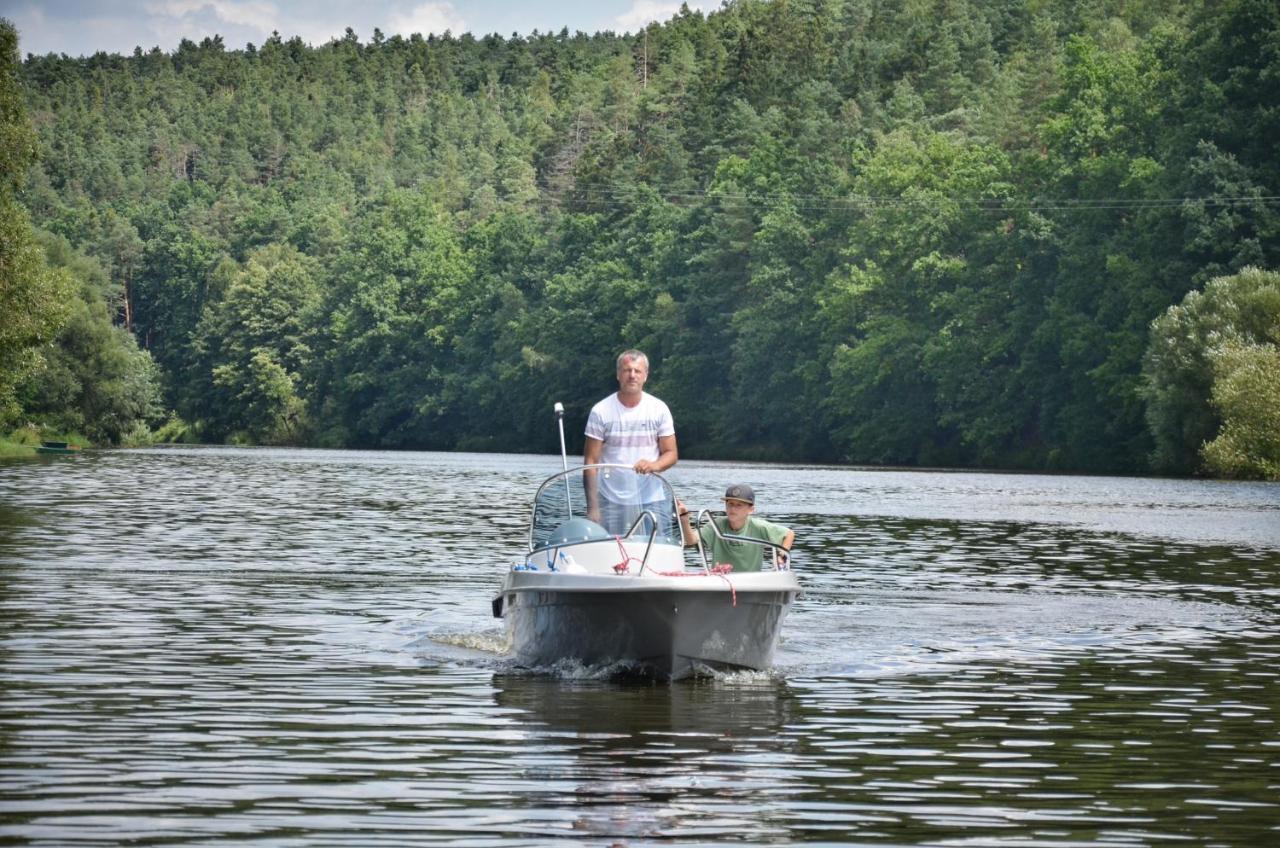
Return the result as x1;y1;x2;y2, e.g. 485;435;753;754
616;356;649;394
724;498;753;530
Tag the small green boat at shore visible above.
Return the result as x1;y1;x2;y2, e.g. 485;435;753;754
35;441;82;455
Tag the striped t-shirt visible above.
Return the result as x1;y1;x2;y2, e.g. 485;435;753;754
584;392;675;502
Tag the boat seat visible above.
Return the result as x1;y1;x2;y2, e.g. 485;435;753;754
535;517;612;551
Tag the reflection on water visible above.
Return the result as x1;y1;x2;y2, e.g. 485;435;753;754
492;675;801;842
0;447;1278;845
496;672;796;742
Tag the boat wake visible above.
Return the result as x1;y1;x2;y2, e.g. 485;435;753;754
502;658;789;682
395;613;792;682
391;607;512;669
426;628;510;655
772;587;1250;679
390;584;1251;682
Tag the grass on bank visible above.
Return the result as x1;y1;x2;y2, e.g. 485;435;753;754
1;416;194;457
1;425;90;457
0;439;38;457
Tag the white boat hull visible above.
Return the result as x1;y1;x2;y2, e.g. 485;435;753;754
495;463;801;681
494;570;800;680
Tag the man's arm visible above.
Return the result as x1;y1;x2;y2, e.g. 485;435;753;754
584;436;603;466
634;434;677;474
583;437;603;521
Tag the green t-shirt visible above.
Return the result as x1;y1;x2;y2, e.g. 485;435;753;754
698;515;790;572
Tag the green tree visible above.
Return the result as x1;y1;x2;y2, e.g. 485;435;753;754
132;220;225;385
1143;266;1280;475
320;189;473;447
190;243;321;443
9;232;163;445
821;129;1020;466
0;19;73;428
11;2;1280;476
0;205;75;427
1200;341;1280;479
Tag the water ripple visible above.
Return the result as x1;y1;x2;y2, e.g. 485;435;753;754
1;447;1277;845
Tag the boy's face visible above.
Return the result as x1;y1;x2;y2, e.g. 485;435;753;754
724;498;754;531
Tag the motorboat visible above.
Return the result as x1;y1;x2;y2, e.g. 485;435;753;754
491;461;801;680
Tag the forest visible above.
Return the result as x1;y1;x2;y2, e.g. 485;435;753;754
1;0;1278;478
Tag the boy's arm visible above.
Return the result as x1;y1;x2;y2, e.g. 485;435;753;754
676;499;698;546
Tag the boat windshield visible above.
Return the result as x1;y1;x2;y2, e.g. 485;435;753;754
529;464;680;551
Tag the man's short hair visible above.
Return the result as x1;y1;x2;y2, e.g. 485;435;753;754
616;349;649;371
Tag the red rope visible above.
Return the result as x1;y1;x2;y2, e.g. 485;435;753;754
612;537;739;606
652;564;737;606
612;536;642;574
654;564;734;576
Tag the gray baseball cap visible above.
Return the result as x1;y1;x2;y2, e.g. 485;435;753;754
723;484;755;504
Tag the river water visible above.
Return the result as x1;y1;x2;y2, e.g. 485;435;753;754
1;447;1277;846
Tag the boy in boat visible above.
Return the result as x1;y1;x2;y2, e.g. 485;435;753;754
677;484;795;572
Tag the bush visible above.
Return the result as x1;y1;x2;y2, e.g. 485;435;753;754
1143;267;1280;476
1201;342;1280;479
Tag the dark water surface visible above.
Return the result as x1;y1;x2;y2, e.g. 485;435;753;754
1;447;1278;846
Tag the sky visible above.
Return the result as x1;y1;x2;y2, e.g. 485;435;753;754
0;0;722;58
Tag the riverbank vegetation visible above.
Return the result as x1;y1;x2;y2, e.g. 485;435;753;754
2;1;1277;477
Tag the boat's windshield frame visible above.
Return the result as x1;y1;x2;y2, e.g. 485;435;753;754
528;463;679;552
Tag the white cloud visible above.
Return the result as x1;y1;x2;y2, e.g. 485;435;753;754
6;4;49;56
143;0;362;48
7;2;180;56
287;19;358;47
5;0;727;57
146;0;282;32
614;0;717;32
386;2;466;38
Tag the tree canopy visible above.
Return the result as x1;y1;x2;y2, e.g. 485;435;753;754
4;0;1278;477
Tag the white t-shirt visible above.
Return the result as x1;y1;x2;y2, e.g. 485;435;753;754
584;392;675;502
